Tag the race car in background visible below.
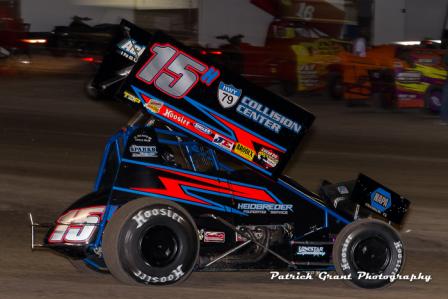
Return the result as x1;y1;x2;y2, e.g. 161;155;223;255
202;19;347;96
291;38;344;93
329;45;447;113
30;20;411;289
47;16;119;57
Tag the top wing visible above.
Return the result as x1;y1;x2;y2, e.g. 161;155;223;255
99;20;315;178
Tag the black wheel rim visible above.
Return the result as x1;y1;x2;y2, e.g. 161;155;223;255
351;236;391;274
140;225;179;267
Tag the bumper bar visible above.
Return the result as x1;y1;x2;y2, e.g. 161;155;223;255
29;213;52;250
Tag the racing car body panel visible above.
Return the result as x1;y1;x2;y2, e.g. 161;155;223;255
42;121;351;264
41;119;409;262
291;39;343;92
119;30;315;178
337;45;447;109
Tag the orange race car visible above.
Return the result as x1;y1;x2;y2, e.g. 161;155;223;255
329;45;447;112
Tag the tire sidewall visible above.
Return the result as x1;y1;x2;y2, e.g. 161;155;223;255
85;78;102;100
333;219;405;289
103;198;199;286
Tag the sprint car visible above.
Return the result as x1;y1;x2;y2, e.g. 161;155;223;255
30;20;411;289
331;44;447;112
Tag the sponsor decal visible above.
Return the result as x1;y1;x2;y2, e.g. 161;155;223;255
117;38;146;62
257;148;279;168
370;188;391;213
123;90;141;104
396;71;421;84
203;231;225;243
234;143;255;161
337;185;349;195
298;64;320;89
48;206;105;244
212;134;234;151
237;203;293;215
132;208;184;229
193;122;212;135
218;81;242;108
133;265;184;284
129;145;158;158
397;93;418;100
137;93;285;173
133;133;152;143
236;96;301;134
145;98;164;113
162;108;191;127
416;58;438;65
296;246;325;257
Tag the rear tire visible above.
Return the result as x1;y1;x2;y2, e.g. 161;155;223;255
332;219;405;289
85;78;102;100
102;198;199;286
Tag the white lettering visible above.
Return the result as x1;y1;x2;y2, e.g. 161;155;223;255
132;208;184;228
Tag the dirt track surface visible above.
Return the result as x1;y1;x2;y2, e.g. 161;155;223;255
0;75;447;298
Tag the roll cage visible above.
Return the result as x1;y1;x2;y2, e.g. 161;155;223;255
94;112;246;193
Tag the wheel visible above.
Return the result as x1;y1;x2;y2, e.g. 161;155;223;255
327;72;343;100
84;78;102;100
332;219;405;289
424;86;443;113
102;198;199;286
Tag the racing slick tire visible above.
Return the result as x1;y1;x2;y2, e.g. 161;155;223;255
332;219;405;289
102;198;199;286
85;78;102;100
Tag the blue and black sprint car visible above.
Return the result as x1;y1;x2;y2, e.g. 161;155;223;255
30;20;410;289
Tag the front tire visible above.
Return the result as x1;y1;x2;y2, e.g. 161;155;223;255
102;198;199;286
332;219;405;289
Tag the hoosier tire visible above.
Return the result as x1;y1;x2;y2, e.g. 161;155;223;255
102;198;199;286
332;219;405;289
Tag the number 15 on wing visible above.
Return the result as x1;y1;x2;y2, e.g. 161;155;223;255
136;43;220;99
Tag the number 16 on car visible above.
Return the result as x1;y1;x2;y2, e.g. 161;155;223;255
136;43;220;99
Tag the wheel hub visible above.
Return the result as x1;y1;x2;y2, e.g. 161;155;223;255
140;225;179;267
352;236;391;274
